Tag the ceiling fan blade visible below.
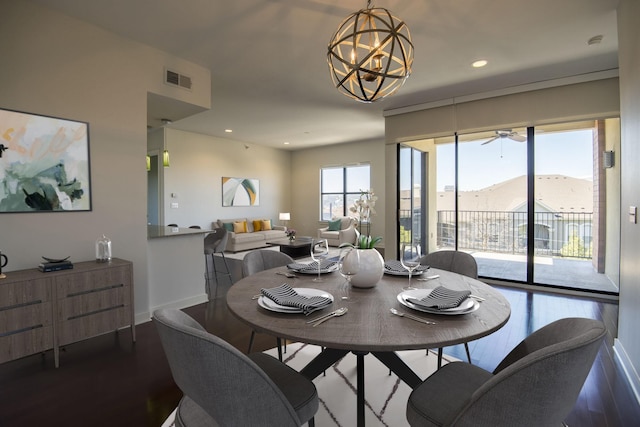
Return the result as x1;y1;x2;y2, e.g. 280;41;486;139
481;136;499;145
510;134;527;142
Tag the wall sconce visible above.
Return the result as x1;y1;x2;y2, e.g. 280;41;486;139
163;149;170;167
146;155;151;171
603;150;614;169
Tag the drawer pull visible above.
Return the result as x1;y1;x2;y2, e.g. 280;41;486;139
0;299;43;312
66;283;124;298
0;323;44;338
67;304;125;321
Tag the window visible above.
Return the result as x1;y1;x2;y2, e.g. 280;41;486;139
320;165;370;221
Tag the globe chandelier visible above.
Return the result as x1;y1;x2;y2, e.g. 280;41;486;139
327;0;414;103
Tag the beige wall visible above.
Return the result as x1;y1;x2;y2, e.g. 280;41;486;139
291;139;387;252
160;128;292;228
615;0;640;401
0;0;210;320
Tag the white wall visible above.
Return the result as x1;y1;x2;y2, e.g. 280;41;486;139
615;0;640;402
161;128;292;229
0;0;210;320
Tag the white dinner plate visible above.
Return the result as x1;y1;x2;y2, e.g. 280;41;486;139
397;288;479;315
258;288;334;313
288;263;339;275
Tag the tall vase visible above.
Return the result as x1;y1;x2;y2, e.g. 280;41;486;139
349;248;384;288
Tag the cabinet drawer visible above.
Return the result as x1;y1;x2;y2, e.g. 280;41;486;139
55;266;131;298
0;301;53;335
57;306;131;346
56;285;131;321
0;278;52;309
0;326;54;363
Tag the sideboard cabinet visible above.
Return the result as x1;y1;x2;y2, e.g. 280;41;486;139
0;258;135;367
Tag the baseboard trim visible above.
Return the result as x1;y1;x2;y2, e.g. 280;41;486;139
135;293;209;325
613;338;640;406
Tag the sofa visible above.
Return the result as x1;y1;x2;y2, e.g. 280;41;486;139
317;216;359;247
213;218;287;252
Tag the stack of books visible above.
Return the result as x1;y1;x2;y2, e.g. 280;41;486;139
38;260;74;272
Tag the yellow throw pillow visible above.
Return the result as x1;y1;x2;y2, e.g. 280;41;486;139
233;221;247;233
253;220;263;232
262;219;272;231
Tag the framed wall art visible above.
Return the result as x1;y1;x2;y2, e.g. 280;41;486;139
222;177;259;207
0;108;92;213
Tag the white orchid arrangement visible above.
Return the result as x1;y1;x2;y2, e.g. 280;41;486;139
348;189;382;249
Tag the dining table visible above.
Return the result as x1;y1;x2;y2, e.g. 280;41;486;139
226;262;511;427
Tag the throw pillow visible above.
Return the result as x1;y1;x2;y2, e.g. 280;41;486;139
328;218;342;231
222;222;234;232
253;220;263;232
262;219;272;231
233;221;247;233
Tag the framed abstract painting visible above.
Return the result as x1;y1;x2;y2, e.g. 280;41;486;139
222;177;259;207
0;108;92;213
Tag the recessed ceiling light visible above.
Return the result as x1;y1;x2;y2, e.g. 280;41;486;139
283;141;290;145
472;60;488;68
225;129;233;133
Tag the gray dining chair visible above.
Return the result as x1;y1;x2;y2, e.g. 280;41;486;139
204;228;231;299
420;250;478;367
153;308;318;427
242;249;295;361
406;317;606;427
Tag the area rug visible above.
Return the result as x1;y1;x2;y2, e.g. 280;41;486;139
161;343;455;427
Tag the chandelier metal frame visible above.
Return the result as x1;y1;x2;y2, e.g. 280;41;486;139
327;0;414;103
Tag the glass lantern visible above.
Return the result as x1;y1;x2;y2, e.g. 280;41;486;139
96;234;112;263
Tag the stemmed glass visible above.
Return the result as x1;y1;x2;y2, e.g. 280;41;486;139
400;243;422;290
338;247;360;300
310;238;329;282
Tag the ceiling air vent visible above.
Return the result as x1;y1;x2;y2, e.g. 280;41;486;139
164;69;192;90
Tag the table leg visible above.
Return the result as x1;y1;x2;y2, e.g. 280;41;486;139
355;351;367;427
299;347;349;380
372;351;422;388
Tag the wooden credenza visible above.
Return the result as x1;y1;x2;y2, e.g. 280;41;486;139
0;258;135;367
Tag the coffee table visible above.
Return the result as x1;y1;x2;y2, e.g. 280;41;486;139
266;237;313;259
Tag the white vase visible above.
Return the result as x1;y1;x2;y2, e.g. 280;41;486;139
349;248;384;288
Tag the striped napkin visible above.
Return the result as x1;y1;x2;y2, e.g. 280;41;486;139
287;260;339;272
407;286;471;310
384;260;430;274
261;284;332;315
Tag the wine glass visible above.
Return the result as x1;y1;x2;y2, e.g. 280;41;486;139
310;238;329;282
338;247;360;300
400;243;422;290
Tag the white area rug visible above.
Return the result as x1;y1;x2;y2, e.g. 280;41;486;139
161;343;455;427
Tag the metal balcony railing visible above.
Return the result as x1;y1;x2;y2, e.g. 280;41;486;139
399;210;594;259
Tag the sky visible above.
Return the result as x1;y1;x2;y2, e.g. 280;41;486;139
435;129;594;191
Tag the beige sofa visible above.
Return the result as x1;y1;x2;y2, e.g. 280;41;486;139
317;216;359;247
213;218;286;252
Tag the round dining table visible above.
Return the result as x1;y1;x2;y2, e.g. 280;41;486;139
227;264;511;427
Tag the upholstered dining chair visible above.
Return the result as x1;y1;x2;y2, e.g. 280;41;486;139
420;250;478;367
406;317;606;427
242;249;295;361
203;228;231;299
153;308;318;427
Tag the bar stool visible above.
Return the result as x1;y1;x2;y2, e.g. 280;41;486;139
204;228;231;299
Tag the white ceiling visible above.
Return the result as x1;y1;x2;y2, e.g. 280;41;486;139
32;0;619;150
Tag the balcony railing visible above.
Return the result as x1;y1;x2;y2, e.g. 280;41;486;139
399;210;594;259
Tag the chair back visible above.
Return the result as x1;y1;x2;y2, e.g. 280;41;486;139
204;228;228;255
421;250;478;278
242;250;294;277
455;317;606;426
153;308;303;426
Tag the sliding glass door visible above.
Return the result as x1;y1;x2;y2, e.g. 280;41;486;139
398;119;620;295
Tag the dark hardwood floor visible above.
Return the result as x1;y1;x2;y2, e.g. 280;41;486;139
0;284;637;427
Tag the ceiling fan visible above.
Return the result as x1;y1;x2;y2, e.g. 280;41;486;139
481;130;527;145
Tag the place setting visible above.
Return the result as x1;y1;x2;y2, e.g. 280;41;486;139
396;285;481;316
257;283;334;316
